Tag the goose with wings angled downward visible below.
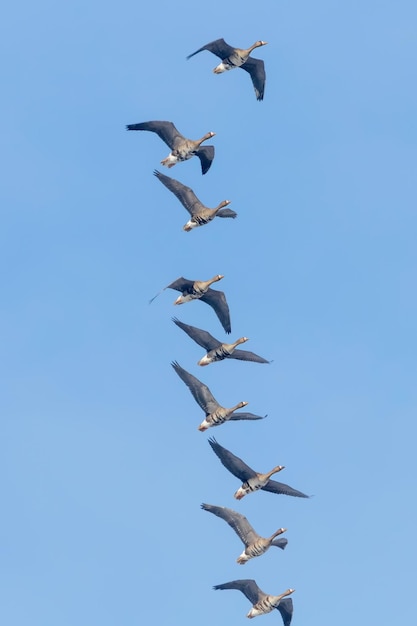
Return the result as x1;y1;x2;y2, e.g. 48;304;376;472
187;38;267;101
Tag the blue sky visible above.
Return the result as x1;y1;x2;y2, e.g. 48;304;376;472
1;0;416;624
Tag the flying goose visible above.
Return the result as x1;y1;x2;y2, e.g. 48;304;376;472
187;39;268;101
172;318;271;366
208;438;309;500
126;121;215;174
213;580;294;625
201;503;287;564
172;362;265;431
150;274;231;333
154;170;237;231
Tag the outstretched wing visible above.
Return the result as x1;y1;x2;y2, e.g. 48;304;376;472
229;348;271;364
126;121;184;149
200;289;231;334
262;479;309;498
213;579;263;605
217;207;238;219
166;277;195;293
208;437;256;481
240;58;266;101
171;361;219;415
154;170;203;215
187;38;235;61
202;503;259;546
172;318;221;351
228;412;266;422
195;145;215;175
149;276;194;304
277;598;294;626
271;538;288;550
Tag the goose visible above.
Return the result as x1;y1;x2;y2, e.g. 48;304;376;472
126;121;215;174
154;170;237;231
187;39;267;101
172;362;265;431
172;318;271;366
201;503;287;564
208;437;309;500
150;274;231;333
213;580;294;625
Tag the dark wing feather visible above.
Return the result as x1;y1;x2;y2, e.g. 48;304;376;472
228;412;266;421
166;277;195;293
195;145;215;175
200;289;231;334
271;538;288;550
187;38;236;61
217;208;238;218
277;598;294;626
154;170;203;216
208;437;256;481
171;361;219;415
240;58;266;101
228;348;271;364
172;318;221;351
262;479;309;498
202;504;259;546
213;579;264;605
126;121;184;148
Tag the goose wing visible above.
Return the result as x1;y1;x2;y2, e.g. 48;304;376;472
200;289;231;334
228;412;266;422
240;58;266;101
213;579;264;605
166;277;195;293
271;538;288;550
171;361;219;415
202;503;259;546
277;598;294;626
208;437;256;481
194;145;215;175
228;348;271;364
172;318;221;351
187;38;235;61
262;479;309;498
149;276;194;304
126;121;185;149
154;170;204;216
217;207;238;218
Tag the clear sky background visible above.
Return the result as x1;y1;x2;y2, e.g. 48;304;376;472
1;1;416;624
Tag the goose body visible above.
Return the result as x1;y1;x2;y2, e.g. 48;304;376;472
172;362;265;431
126;121;215;174
154;170;237;231
187;38;268;100
201;503;287;564
150;274;231;333
172;318;270;366
213;580;294;625
208;437;309;500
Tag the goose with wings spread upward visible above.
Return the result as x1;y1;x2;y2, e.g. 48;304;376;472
187;39;267;101
150;274;231;333
154;170;236;231
126;121;215;174
172;318;271;366
208;438;309;500
201;503;287;564
172;362;265;431
213;580;294;625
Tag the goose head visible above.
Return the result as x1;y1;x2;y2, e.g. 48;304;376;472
253;40;268;49
270;527;287;540
216;199;231;211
